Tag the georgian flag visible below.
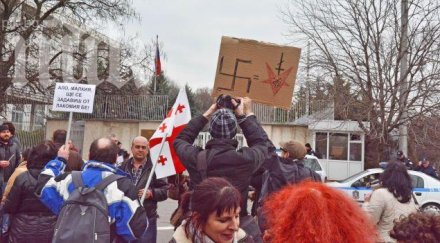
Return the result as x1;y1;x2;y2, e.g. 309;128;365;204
149;88;191;179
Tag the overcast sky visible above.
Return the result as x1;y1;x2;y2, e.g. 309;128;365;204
103;0;300;90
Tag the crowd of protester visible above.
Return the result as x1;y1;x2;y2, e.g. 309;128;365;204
0;96;438;242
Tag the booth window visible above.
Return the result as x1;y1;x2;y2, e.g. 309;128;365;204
315;132;328;159
329;133;348;160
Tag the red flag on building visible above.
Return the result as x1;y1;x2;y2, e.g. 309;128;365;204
154;36;161;76
148;88;191;178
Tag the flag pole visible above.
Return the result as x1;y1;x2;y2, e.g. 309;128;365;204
140;132;167;203
65;112;73;148
153;35;158;95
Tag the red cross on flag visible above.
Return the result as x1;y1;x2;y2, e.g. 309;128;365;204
149;88;191;179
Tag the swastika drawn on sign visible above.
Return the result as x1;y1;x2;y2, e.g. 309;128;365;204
216;56;253;93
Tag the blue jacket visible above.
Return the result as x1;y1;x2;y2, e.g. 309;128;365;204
35;157;148;242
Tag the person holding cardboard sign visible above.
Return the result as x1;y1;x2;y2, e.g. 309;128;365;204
174;95;269;242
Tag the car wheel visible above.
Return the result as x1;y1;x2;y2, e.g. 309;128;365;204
422;203;440;214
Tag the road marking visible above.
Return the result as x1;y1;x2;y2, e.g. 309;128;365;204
158;226;174;231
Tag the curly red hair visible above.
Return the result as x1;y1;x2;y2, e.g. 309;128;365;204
263;181;377;243
390;212;440;242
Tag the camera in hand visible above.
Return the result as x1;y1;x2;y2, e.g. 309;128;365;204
216;94;240;110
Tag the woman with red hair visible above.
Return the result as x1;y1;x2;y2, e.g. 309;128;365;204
263;181;377;243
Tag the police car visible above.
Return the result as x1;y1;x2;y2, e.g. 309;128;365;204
327;168;440;213
304;155;327;182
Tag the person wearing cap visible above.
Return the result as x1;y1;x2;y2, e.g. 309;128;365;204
397;150;414;170
255;140;321;233
174;96;269;240
278;141;321;182
415;158;438;179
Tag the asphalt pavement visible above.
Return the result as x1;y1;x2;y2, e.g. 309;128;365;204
157;199;178;243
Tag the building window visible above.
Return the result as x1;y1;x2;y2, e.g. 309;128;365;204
349;143;362;161
11;105;24;130
349;133;362;161
315;132;328;159
329;133;348;160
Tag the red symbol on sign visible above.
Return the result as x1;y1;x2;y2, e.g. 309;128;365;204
159;123;167;133
261;63;293;95
158;155;167;166
175;104;185;115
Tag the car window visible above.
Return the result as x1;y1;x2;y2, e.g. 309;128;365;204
351;173;381;188
304;158;322;171
339;170;378;183
410;175;424;188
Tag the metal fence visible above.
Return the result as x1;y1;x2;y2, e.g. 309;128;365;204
3;92;169;149
253;100;333;124
16;129;45;150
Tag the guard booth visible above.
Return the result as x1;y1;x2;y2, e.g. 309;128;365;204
309;120;369;180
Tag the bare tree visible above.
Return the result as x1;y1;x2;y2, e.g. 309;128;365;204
284;0;440;163
0;0;139;103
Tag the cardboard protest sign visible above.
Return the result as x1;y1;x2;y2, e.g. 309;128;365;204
52;83;96;113
212;36;301;109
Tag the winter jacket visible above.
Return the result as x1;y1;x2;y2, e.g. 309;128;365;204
363;188;418;243
258;155;321;202
0;140;21;185
11;136;21;151
119;157;168;218
35;158;148;242
256;153;321;232
415;165;438;179
399;157;414;170
174;115;269;216
4;168;57;243
170;221;253;243
1;161;27;203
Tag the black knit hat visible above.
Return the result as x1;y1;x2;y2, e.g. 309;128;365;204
0;124;9;133
209;109;237;139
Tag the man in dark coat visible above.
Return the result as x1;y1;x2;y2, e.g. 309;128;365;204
415;158;438;179
256;140;321;232
0;125;20;191
397;150;414;169
174;97;268;241
119;136;168;243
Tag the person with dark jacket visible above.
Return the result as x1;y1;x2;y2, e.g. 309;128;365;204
4;141;58;243
415;158;438;179
305;143;318;157
397;150;414;170
2;122;21;151
174;97;268;241
35;137;148;242
0;125;20;190
256;140;321;232
119;136;168;243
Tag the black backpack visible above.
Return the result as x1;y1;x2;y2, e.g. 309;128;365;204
52;171;123;243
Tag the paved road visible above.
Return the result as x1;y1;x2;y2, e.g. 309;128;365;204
157;199;178;243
